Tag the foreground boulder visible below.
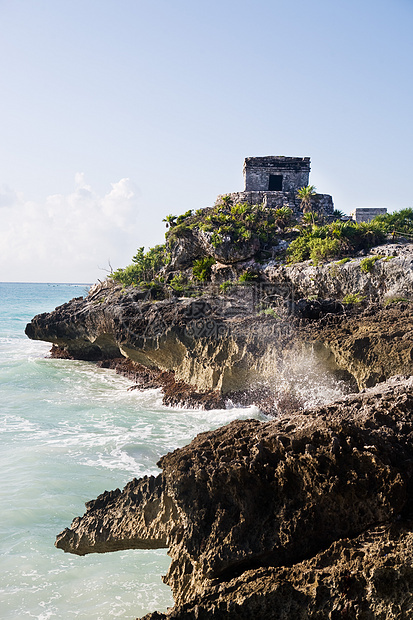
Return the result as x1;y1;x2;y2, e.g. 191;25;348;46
56;377;413;618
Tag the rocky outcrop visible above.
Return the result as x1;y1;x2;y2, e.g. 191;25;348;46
167;224;263;269
299;302;413;389
140;522;413;619
262;243;413;302
26;284;301;394
209;242;413;301
26;275;413;400
56;377;413;618
195;229;261;264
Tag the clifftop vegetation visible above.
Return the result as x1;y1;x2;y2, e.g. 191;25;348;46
111;204;413;290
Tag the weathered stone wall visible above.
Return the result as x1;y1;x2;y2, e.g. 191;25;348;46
312;193;334;215
243;156;310;192
215;191;298;211
215;191;334;216
350;208;387;223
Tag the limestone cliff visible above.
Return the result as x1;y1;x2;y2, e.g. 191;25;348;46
25;267;413;398
55;377;413;618
209;241;413;302
261;242;413;302
26;284;302;394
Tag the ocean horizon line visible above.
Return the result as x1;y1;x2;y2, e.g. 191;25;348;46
0;280;93;285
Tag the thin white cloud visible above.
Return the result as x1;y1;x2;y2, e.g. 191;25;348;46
0;175;143;282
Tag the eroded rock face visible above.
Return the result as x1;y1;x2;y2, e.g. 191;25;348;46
55;474;179;555
24;284;313;394
25;280;413;397
141;523;413;619
263;243;413;302
300;302;413;389
56;378;413;617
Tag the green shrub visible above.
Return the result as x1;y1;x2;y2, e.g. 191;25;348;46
287;220;386;264
176;209;193;225
309;238;341;265
219;281;233;293
211;231;223;247
191;201;283;249
220;194;233;207
354;222;386;249
274;207;294;228
192;257;215;282
336;257;351;265
287;235;312;263
169;273;187;294
342;293;365;305
111;245;167;286
111;263;141;287
167;223;192;240
261;308;281;319
383;296;411;306
230;203;249;216
238;270;258;283
360;255;383;273
372;208;413;236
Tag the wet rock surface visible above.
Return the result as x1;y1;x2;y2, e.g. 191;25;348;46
98;357;227;410
56;377;413;618
298;302;413;389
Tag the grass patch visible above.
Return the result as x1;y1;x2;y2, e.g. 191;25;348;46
260;308;281;319
360;255;384;273
342;293;366;305
219;281;234;294
238;270;258;283
383;296;411;306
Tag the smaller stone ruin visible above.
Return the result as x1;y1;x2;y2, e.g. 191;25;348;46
350;207;387;223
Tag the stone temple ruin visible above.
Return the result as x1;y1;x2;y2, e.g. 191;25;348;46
216;156;334;217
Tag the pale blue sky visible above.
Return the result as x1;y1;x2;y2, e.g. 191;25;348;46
1;0;412;282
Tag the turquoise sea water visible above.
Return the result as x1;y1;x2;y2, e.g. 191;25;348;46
0;282;263;619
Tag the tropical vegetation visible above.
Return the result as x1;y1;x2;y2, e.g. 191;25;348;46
287;220;386;264
111;201;412;292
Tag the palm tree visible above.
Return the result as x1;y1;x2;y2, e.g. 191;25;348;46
162;214;177;228
297;185;317;224
332;209;346;220
297;185;316;212
220;194;233;208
